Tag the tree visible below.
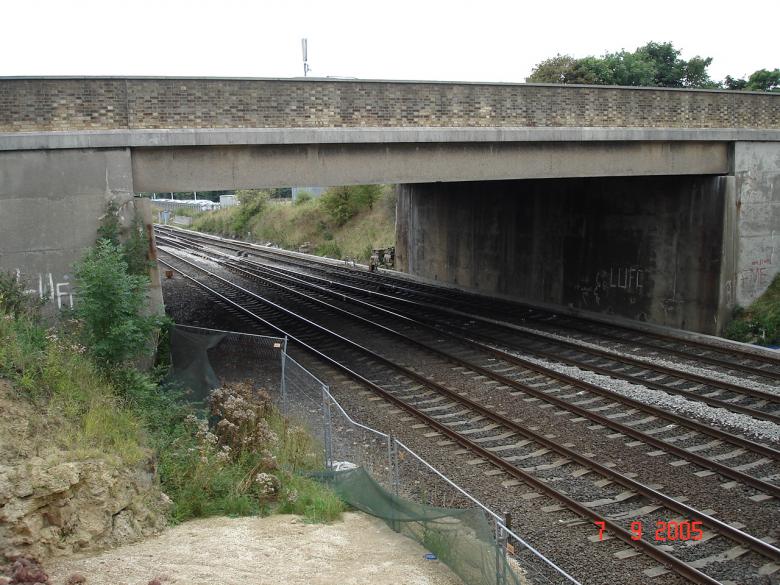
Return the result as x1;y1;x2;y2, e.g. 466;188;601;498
526;41;715;88
320;185;382;226
723;69;779;92
74;240;164;365
746;69;780;92
637;42;681;85
526;55;578;83
232;190;269;235
724;75;748;90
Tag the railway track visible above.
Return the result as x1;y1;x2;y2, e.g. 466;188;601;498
155;228;780;425
156;237;780;585
153;224;780;381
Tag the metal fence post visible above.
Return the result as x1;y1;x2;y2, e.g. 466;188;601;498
322;385;333;469
280;337;288;415
386;435;401;532
390;437;400;497
495;523;508;585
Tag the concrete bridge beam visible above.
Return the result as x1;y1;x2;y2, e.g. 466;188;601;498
131;141;729;192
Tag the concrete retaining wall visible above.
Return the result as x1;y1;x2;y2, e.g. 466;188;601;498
397;175;729;334
0;148;162;318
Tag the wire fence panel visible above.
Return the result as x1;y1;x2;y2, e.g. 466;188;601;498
277;351;579;584
394;440;474;510
169;324;283;403
323;388;394;489
278;353;329;460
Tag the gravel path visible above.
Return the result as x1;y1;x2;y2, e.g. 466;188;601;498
46;513;462;585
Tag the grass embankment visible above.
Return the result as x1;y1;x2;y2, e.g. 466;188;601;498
0;237;343;524
0;314;147;463
725;274;780;346
0;312;343;523
189;186;396;263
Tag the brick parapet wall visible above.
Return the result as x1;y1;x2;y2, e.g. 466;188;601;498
1;78;778;132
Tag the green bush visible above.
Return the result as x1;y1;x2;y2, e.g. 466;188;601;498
233;190;269;235
724;274;780;345
73;239;166;366
98;200;151;276
123;214;152;276
320;185;382;226
294;191;314;205
0;271;45;318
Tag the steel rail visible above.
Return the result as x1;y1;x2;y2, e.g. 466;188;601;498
158;254;729;585
156;229;779;401
155;225;780;373
192;242;779;423
158;248;780;568
217;255;780;461
215;255;780;496
529;317;780;380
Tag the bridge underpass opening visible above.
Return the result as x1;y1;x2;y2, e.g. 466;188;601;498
395;174;734;335
0;139;777;332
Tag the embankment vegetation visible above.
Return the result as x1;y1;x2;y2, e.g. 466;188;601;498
0;202;343;528
188;185;396;263
724;274;780;346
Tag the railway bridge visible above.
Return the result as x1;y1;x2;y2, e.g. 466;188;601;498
0;77;778;333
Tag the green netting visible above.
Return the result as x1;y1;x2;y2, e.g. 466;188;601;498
317;467;523;585
168;326;225;401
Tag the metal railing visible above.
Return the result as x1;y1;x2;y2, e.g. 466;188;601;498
279;350;581;585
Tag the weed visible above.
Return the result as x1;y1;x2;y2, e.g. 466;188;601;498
0;271;45;318
277;474;344;523
724;274;780;345
314;241;343;259
0;313;146;463
294;191;313;205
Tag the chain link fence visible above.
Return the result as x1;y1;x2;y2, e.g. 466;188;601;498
168;325;579;585
276;349;580;585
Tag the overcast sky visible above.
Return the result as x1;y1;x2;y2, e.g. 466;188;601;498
2;0;776;84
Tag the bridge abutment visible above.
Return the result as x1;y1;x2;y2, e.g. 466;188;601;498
730;142;779;310
0;148;134;312
395;145;778;335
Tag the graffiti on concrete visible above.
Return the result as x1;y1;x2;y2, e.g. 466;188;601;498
723;279;734;307
17;269;73;309
607;266;644;291
576;265;644;308
738;251;775;298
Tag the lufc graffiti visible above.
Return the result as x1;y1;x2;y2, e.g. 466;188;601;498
16;269;73;309
576;265;644;308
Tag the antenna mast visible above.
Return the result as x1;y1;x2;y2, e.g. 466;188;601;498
301;38;311;77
